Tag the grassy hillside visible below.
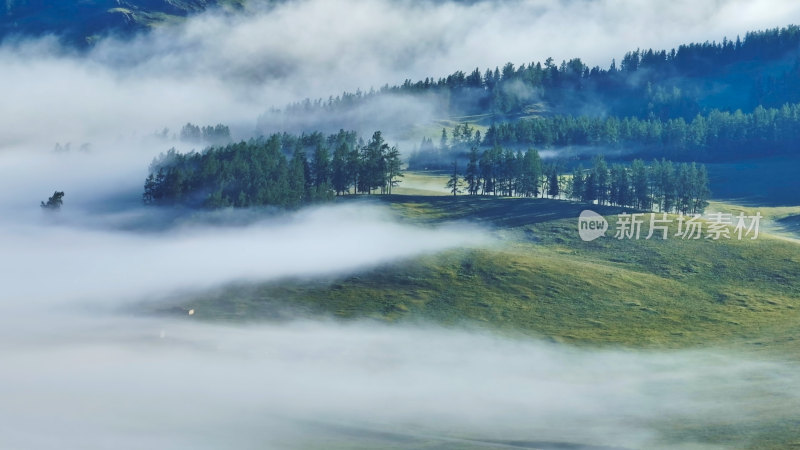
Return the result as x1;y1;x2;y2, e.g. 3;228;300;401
391;171;452;196
148;177;800;448
161;192;800;356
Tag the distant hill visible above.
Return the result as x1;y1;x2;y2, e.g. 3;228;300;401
0;0;246;45
286;25;800;124
268;25;800;165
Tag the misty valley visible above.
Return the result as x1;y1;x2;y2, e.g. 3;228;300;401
3;1;800;449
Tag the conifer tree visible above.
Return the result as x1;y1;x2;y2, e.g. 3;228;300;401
465;146;481;195
446;161;463;196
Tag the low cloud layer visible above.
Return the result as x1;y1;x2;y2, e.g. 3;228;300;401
1;202;487;310
1;319;798;450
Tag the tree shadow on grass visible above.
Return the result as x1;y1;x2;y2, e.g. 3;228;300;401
381;195;635;228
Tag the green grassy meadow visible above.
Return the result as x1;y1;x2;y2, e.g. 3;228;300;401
165;184;800;355
151;170;800;448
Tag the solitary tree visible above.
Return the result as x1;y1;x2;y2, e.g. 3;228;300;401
41;191;64;210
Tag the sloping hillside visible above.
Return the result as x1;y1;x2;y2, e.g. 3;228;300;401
1;0;246;45
162;193;800;355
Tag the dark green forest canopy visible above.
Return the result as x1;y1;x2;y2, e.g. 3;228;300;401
409;102;800;170
568;157;711;214
272;25;800;167
446;145;710;214
143;129;403;208
481;102;800;160
287;25;800;121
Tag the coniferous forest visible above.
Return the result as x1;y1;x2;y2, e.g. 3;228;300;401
283;25;800;166
141;25;800;211
480;103;800;160
445;145;710;214
143;130;403;208
407;102;800;169
287;26;800;121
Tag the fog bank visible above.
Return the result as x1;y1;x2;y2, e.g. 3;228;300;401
1;319;797;450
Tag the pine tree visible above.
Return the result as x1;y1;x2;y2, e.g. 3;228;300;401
446;161;463;196
479;148;495;195
502;148;516;196
332;142;349;195
465;146;481;195
675;163;693;213
180;123;202;142
360;131;390;194
656;159;676;212
347;144;361;194
609;164;630;206
311;144;331;189
143;174;156;204
570;166;585;201
691;164;711;213
288;148;307;205
520;148;542;197
40;191;64;210
439;128;449;151
384;145;403;194
582;172;597;203
631;159;649;209
592;155;609;205
547;165;559;198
